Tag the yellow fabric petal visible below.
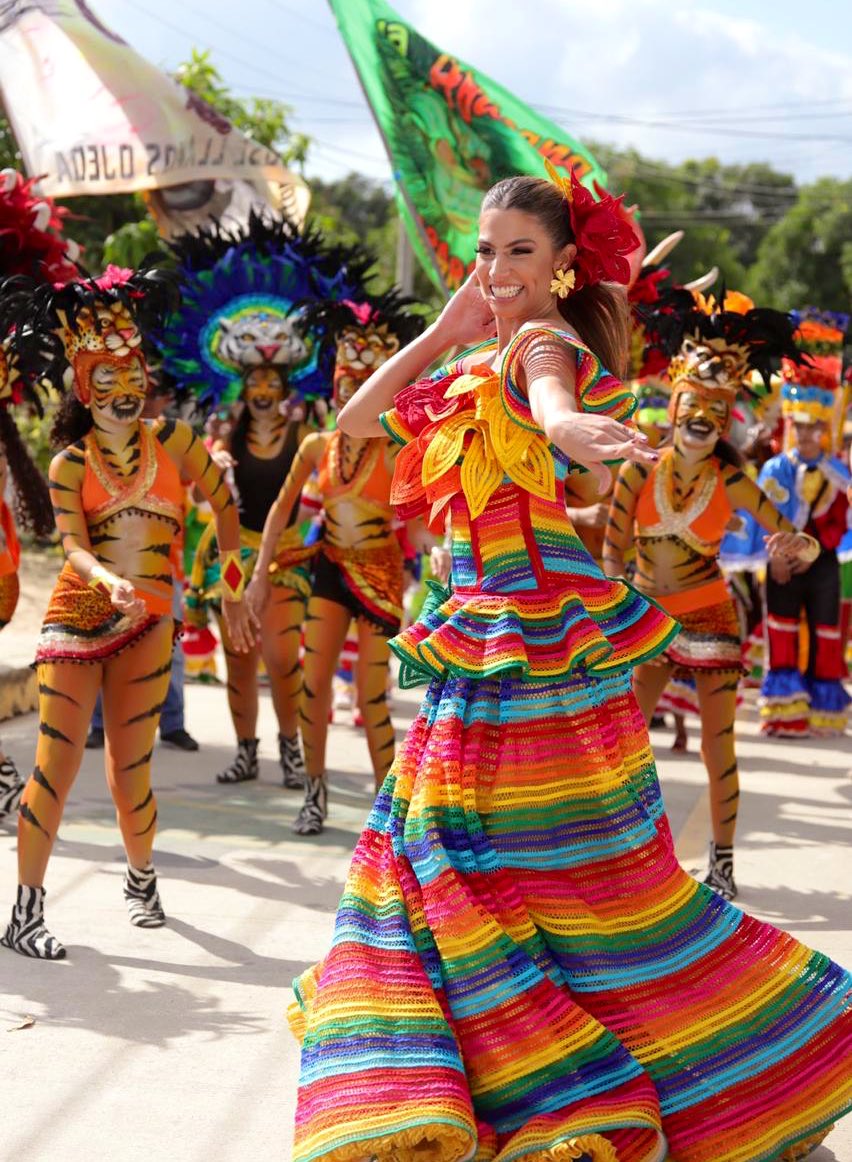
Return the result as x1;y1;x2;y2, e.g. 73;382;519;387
422;413;472;486
460;429;503;519
484;394;536;465
543;157;574;204
504;434;556;501
442;373;483;399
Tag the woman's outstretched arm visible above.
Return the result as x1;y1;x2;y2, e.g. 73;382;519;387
524;336;657;492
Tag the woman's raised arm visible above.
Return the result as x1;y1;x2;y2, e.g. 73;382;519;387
337;277;496;437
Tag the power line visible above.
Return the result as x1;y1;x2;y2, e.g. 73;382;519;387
597;154;800;201
124;0;344;99
637;95;852;121
676;108;852;126
175;0;343;89
234;87;362;109
535;103;852;144
261;0;334;34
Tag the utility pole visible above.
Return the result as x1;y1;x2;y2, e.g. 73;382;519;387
395;216;415;295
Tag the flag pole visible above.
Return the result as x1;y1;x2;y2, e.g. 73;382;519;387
325;0;449;298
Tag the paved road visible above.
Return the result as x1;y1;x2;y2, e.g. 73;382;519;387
0;676;849;1161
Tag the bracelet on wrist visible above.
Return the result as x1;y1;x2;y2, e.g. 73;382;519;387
88;564;121;596
219;549;246;601
795;533;820;563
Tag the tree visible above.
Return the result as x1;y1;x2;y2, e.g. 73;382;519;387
174;49;309;169
307;173;440;308
598;145;795;293
747;178;852;311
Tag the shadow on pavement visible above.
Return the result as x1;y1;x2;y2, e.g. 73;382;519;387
0;943;268;1045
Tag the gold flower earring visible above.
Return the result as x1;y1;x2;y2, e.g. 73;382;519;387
550;268;576;298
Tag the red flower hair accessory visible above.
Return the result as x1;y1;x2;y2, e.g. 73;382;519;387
543;160;640;289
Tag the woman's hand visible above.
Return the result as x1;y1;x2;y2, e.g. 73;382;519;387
245;573;271;621
110;578;146;620
765;531;818;566
433;275;497;350
430;545;452;586
221;598;259;653
211;447;236;472
768;556;792;585
547;414;658;493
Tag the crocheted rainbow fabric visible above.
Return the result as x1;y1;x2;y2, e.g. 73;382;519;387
289;329;852;1162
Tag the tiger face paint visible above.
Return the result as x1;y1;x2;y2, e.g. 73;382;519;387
88;356;148;427
243;366;287;420
333;324;400;408
670;384;732;456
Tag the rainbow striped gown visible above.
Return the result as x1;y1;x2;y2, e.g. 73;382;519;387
289;328;852;1162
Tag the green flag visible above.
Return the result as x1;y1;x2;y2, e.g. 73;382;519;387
328;0;607;294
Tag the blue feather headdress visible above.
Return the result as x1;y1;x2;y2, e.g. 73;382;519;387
157;213;374;410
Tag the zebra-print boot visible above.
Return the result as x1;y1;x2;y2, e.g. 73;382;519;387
278;733;306;790
123;863;166;927
292;775;328;836
1;885;66;960
0;756;24;823
703;841;737;901
216;737;259;784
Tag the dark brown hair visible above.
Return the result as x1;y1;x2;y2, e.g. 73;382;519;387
481;176;631;377
0;408;55;538
51;392;93;447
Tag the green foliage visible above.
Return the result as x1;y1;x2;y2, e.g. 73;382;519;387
57;193;145;272
747;178;852;312
0;99;21;170
599;146;794;293
307;173;442;311
103;217;165;269
15;406;57;476
175;49;309;169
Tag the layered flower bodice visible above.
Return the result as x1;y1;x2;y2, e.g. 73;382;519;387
380;326;679;685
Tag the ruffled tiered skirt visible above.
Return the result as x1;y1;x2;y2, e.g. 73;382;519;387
289;582;852;1162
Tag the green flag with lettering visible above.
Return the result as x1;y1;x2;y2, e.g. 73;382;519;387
328;0;607;294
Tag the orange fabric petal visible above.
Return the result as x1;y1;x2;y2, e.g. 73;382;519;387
390;438;428;506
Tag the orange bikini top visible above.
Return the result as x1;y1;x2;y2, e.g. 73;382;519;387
635;450;732;558
316;431;394;510
81;421;184;526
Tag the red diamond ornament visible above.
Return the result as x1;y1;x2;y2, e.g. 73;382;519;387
222;558;243;594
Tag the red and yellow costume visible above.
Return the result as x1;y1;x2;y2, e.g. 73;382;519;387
604;293;818;900
37;423;185;661
0;499;20;627
0;263;251;960
247;292;424;835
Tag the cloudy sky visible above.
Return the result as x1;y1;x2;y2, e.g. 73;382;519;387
102;0;852;187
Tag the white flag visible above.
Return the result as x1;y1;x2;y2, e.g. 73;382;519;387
0;0;309;224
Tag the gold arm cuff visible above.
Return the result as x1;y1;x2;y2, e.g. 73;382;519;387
219;550;246;602
88;564;120;595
